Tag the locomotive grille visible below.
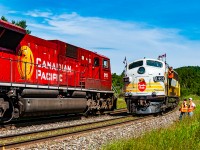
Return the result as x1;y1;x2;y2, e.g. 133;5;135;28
66;44;78;59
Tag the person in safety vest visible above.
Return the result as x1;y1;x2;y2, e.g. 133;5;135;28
168;66;174;87
179;99;188;120
188;98;196;117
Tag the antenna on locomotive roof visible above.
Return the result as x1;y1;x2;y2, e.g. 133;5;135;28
123;56;127;72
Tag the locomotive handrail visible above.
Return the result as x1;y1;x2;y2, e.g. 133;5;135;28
0;54;112;91
0;56;75;88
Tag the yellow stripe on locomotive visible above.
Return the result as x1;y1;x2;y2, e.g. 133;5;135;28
123;58;180;114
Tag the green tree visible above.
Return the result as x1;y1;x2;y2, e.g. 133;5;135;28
1;16;31;34
1;16;8;21
112;72;124;97
175;66;200;96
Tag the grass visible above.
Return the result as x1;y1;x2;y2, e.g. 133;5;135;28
117;97;126;109
103;100;200;150
180;94;200;101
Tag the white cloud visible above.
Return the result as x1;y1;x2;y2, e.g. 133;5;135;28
25;10;53;18
22;10;200;74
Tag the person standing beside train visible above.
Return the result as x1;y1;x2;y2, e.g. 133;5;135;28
188;98;196;117
168;66;174;87
179;99;188;120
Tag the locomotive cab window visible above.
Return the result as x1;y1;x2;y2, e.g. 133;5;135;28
146;60;163;68
103;59;109;68
0;20;26;51
94;57;99;67
129;61;143;70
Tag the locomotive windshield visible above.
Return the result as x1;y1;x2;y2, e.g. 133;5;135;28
146;60;163;68
103;59;109;68
128;60;143;70
0;20;26;51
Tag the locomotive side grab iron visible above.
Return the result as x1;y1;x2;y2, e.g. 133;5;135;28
123;57;180;114
0;20;116;123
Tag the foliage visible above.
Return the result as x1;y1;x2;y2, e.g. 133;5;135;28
102;100;200;150
175;66;200;97
1;16;8;21
1;16;31;34
112;72;124;97
116;98;126;109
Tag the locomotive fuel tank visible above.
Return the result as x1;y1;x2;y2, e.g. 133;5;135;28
20;97;87;115
21;89;59;98
19;89;87;116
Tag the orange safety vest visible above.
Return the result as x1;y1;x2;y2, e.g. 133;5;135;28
188;102;195;112
180;103;188;112
168;70;174;78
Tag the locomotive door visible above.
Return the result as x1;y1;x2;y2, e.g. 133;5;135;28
84;54;101;90
100;58;111;91
80;49;90;88
93;57;100;79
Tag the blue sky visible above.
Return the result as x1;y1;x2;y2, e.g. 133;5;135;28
1;0;200;74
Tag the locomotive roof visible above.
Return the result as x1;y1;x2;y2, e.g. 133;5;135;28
48;40;109;59
0;20;109;59
129;58;165;64
0;19;26;34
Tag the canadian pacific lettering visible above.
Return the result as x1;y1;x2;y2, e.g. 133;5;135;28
36;57;71;82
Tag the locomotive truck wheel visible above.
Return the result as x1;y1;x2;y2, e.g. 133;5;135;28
1;101;14;123
99;110;105;115
160;111;164;116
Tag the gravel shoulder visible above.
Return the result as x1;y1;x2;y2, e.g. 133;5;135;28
14;110;180;150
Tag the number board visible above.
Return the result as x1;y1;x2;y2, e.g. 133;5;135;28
153;76;165;82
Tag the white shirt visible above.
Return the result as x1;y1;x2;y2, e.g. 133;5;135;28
190;102;196;107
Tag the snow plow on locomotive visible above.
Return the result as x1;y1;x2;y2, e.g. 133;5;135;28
123;57;180;115
0;20;116;123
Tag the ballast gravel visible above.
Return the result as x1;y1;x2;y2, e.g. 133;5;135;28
0;115;123;137
12;110;180;150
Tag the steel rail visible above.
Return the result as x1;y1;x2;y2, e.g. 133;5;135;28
0;115;137;149
0;108;127;127
0;108;177;150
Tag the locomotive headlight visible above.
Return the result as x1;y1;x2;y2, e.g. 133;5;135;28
125;92;129;96
152;91;157;97
125;92;132;97
123;77;130;83
137;67;145;74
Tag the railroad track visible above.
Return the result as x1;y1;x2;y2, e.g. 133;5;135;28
0;114;136;150
0;108;127;129
0;108;176;149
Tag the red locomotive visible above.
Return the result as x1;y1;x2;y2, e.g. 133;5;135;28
0;20;116;122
